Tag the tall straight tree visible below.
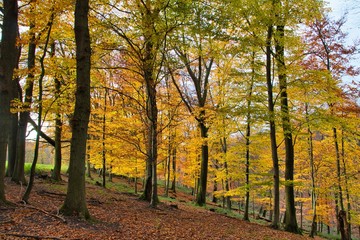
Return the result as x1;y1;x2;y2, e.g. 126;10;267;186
274;22;299;234
12;0;36;184
60;0;91;218
0;0;18;203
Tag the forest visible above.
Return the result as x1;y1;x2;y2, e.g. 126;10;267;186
0;0;359;239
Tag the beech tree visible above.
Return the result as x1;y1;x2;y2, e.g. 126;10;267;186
0;0;19;203
60;0;91;218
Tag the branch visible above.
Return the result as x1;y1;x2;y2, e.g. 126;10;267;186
28;118;55;147
16;202;67;223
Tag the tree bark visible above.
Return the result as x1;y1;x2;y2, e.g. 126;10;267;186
51;43;62;181
266;24;280;229
171;147;176;192
306;102;317;237
275;24;299;234
243;52;255;221
102;89;107;188
196;120;209;206
6;46;21;177
0;0;18;203
12;0;36;185
60;0;91;219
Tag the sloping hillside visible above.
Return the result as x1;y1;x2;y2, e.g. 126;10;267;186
0;176;323;240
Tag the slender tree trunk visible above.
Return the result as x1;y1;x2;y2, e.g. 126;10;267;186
149;91;158;207
333;126;345;236
165;133;171;196
86;159;92;179
12;0;37;185
196;120;209;206
224;161;231;210
102;89;107;188
266;24;280;229
51;43;62;181
244;52;255;221
0;0;18;203
333;127;344;211
306;103;317;237
60;0;91;219
341;131;351;240
212;178;217;203
275;24;299;233
171;147;176;192
22;11;53;203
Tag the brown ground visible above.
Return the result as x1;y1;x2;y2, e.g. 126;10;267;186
0;176;323;240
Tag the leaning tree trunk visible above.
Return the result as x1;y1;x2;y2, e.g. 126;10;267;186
0;0;19;203
22;14;53;203
60;0;91;219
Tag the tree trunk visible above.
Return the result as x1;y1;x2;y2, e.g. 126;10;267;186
275;25;299;233
141;160;152;201
224;161;231;211
22;11;53;203
243;52;254;221
338;210;350;240
12;0;36;185
266;24;280;229
51;43;62;181
306;103;317;238
6;100;18;177
0;0;18;203
333;126;345;233
102;89;107;188
341;131;351;240
7;49;20;178
196;121;209;206
165;135;171;196
60;0;91;219
171;146;176;192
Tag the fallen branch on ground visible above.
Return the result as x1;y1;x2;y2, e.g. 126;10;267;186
16;202;67;223
2;232;63;240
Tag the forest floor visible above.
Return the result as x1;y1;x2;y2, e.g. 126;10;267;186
0;174;325;240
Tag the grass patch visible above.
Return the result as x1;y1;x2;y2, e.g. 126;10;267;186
24;163;68;175
317;232;341;240
158;195;176;203
86;175;135;194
